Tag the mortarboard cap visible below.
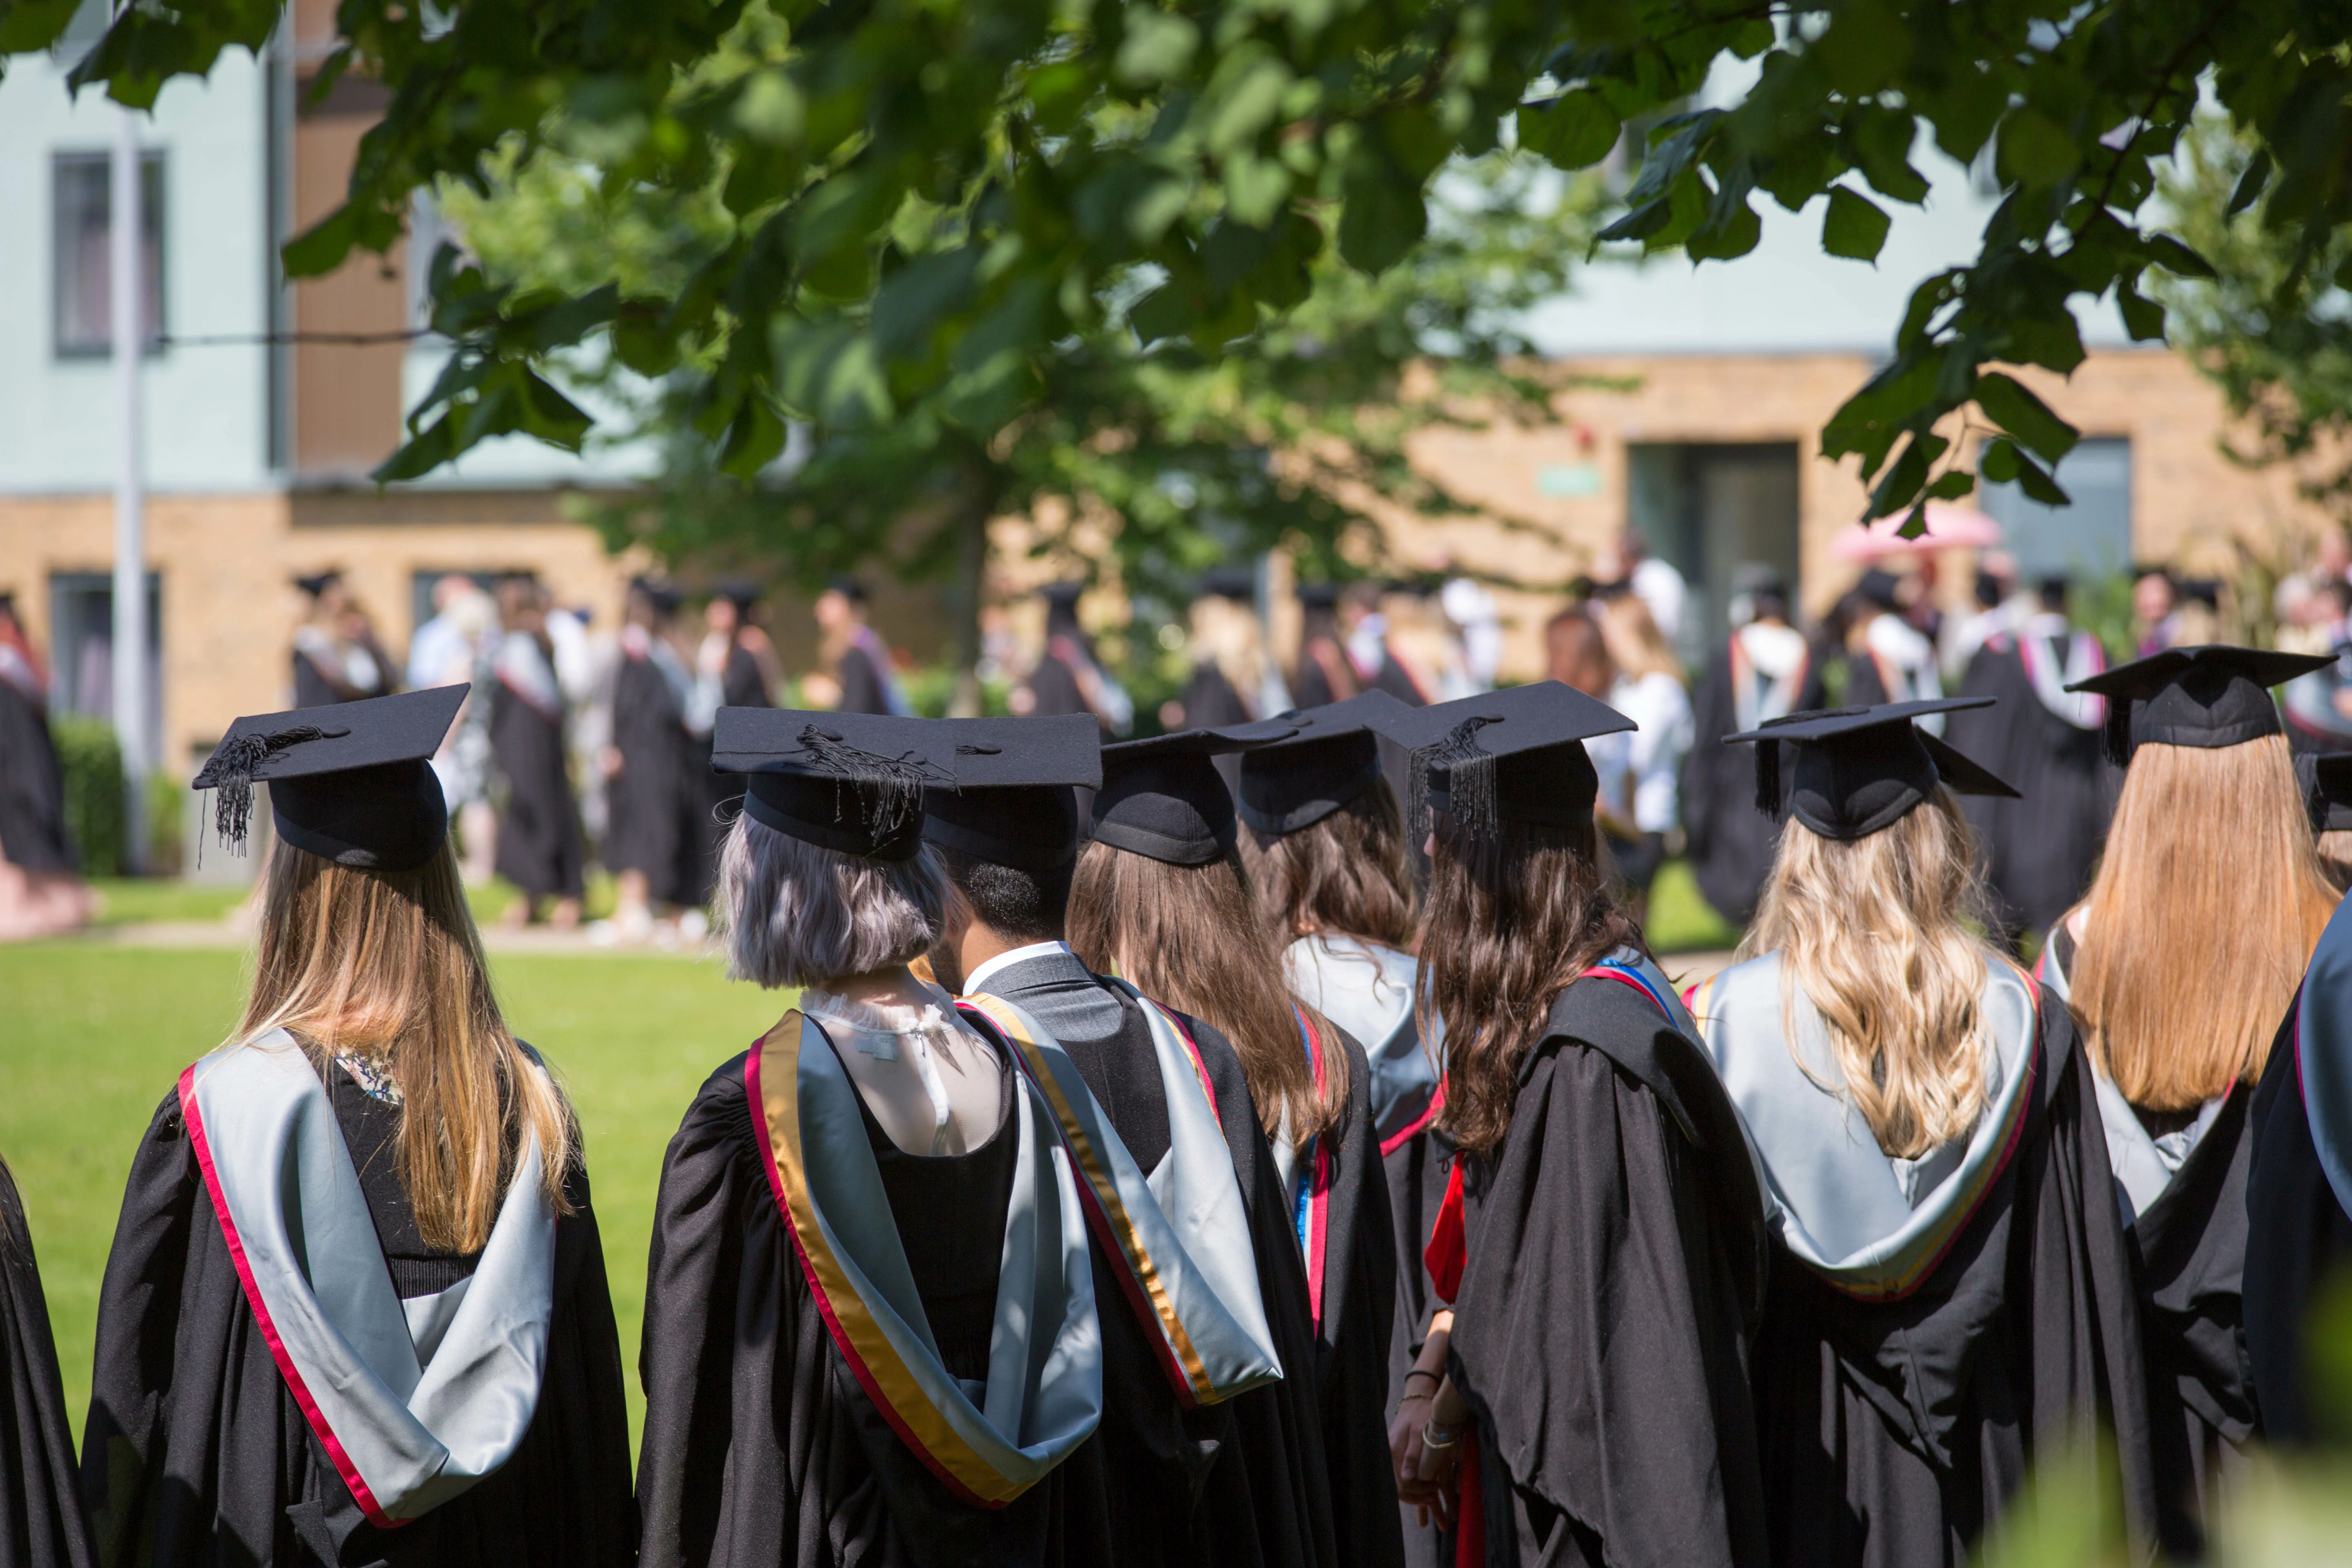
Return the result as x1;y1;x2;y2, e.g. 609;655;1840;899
713;708;959;862
918;715;1103;871
2300;753;2352;836
1731;562;1787;599
1040;580;1087;607
2065;644;2333;767
1296;582;1341;610
825;575;871;604
712;577;764;612
1722;698;2018;842
192;685;465;871
1854;568;1904;612
1093;718;1298;866
1196;567;1258;603
1364;680;1636;837
292;570;343;599
1237;690;1410;837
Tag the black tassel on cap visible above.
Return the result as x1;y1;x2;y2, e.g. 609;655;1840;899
1753;739;1782;818
2101;697;2133;769
798;724;950;842
1411;714;1502;838
193;725;347;861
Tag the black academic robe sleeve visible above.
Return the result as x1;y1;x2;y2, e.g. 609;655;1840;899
2245;992;2352;1447
1747;987;2156;1568
83;1092;635;1568
1309;1031;1405;1568
834;648;893;716
635;1056;1097;1568
0;1163;91;1568
1448;980;1769;1568
292;651;345;709
721;646;771;710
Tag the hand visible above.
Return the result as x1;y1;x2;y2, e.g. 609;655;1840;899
600;746;624;778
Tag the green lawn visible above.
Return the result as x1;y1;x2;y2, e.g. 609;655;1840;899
0;941;786;1457
1644;858;1745;954
85;871;625;929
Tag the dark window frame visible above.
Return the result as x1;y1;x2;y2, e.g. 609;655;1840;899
51;148;168;361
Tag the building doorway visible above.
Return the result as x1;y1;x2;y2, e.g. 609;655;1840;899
1626;443;1802;662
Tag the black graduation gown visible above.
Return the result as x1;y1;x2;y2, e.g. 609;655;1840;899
0;1162;91;1568
1302;1027;1406;1568
1945;640;2114;938
1383;1117;1452;1568
292;652;344;710
696;643;768;902
1447;972;1770;1568
490;679;585;902
634;1052;1106;1568
82;1088;635;1568
2041;927;2254;1555
0;681;76;874
1746;989;2156;1568
1176;668;1256;795
1022;653;1091;721
835;646;895;717
1678;648;1821;927
975;953;1354;1567
2245;989;2352;1446
606;652;690;901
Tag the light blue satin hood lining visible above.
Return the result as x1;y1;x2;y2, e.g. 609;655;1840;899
792;1013;1103;1475
2040;926;2224;1225
184;1033;556;1524
1003;983;1284;1401
2296;900;2352;1223
1695;954;2036;1280
1284;934;1441;1138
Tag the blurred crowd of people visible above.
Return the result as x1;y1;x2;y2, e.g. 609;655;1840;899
14;524;2352;951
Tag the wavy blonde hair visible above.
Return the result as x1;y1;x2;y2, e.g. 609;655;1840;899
2071;734;2337;1111
1738;790;1995;1159
1189;596;1273;717
241;842;575;1252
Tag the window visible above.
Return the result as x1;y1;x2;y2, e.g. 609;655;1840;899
53;150;166;358
1979;437;2134;579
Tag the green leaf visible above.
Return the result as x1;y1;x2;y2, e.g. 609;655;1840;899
1115;9;1198;87
1978;437;2022;483
2145;233;2216;280
2010;448;2071;506
1924;469;1978;501
1971;371;2079;463
1999;107;2080;189
1337;147;1425;274
281;207;363;281
2115;278;2166;342
1687;196;1760;262
1516;92;1620;171
1822;187;1891;261
2226;150;2272;218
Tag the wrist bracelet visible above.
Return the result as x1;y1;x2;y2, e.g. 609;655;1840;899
1420;1420;1463;1450
1403;1369;1441;1390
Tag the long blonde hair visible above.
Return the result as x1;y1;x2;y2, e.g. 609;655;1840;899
2071;734;2337;1111
240;842;574;1251
1068;840;1348;1145
1597;591;1684;684
1738;791;1996;1159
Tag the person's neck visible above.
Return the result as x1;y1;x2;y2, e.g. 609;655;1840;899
820;964;931;1011
958;918;1061;991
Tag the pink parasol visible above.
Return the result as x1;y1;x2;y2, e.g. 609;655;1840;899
1828;502;2005;562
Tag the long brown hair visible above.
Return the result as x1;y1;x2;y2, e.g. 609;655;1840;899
2071;734;2337;1110
240;842;574;1251
1241;783;1417;948
1068;840;1347;1145
1739;791;1994;1159
1419;813;1645;1156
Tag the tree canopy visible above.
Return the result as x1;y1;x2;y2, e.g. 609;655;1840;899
10;0;2352;534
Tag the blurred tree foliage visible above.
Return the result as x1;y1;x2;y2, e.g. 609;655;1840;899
15;0;2352;541
438;127;1595;702
2156;114;2352;526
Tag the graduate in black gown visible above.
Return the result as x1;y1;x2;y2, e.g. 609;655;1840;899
814;579;907;716
1695;698;2155;1568
1015;583;1131;736
1356;682;1766;1568
641;708;1218;1567
87;686;634;1568
0;1157;91;1568
488;577;585;925
290;573;397;709
684;584;773;911
1233;691;1448;1567
1826;570;1942;711
2036;646;2339;1553
1943;577;2117;941
2246;889;2352;1448
606;579;699;925
1065;724;1405;1568
922;715;1341;1568
1679;569;1820;926
1288;585;1359;712
0;594;92;939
